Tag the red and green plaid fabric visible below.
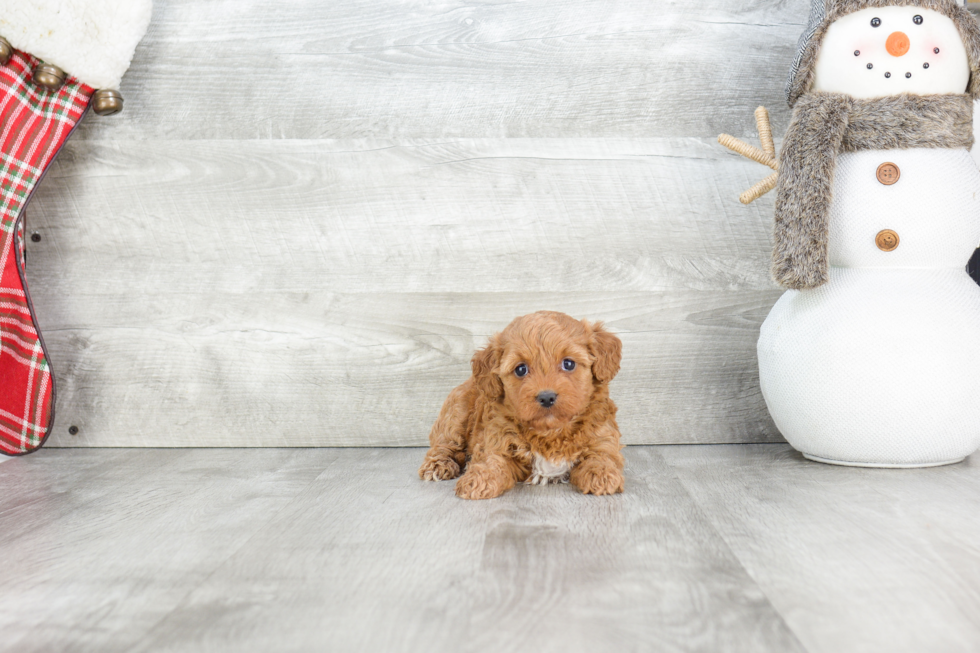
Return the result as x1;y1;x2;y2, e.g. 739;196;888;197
0;50;91;455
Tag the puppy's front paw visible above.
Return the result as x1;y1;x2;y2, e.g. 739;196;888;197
419;456;461;481
571;462;624;496
454;469;508;500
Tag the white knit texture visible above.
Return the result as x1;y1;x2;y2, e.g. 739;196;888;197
973;99;980;169
0;0;152;89
762;145;980;465
829;148;980;267
759;267;980;466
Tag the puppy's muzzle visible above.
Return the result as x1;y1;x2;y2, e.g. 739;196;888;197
536;390;558;409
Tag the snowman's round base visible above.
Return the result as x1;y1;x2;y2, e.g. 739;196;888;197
802;453;966;469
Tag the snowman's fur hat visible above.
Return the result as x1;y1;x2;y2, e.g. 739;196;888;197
787;0;980;106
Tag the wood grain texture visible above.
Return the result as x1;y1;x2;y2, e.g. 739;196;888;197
19;0;815;447
0;449;332;653
114;448;799;653
660;444;980;653
30;138;779;294
72;0;806;142
3;446;979;652
36;291;782;447
26;138;783;447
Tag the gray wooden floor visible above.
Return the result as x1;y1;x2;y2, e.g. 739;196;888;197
1;446;978;653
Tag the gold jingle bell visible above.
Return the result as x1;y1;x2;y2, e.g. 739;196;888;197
33;63;66;91
0;37;12;66
92;89;123;116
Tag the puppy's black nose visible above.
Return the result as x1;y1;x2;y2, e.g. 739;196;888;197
537;390;558;408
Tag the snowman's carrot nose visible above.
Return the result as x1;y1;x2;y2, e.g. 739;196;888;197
886;31;910;57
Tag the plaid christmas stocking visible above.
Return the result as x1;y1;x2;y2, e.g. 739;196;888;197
0;3;151;455
0;52;91;454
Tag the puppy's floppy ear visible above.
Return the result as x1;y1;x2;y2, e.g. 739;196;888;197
471;335;503;400
586;321;622;383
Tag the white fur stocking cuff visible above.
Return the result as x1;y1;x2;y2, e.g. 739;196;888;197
0;0;152;89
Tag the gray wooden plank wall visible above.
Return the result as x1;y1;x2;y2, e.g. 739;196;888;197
25;0;814;447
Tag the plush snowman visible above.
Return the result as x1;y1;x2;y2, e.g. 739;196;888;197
732;0;980;466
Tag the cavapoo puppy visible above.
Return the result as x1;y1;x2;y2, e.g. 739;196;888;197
419;311;624;500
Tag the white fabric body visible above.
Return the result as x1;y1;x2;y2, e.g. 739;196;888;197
973;99;980;168
759;267;980;465
829;148;980;266
0;0;152;89
760;147;980;465
813;7;969;98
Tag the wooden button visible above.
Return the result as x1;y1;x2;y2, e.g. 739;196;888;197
876;229;900;252
876;162;900;185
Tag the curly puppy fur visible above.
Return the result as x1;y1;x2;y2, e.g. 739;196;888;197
773;93;972;290
418;311;624;500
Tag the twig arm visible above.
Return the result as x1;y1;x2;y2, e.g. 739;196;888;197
739;172;778;205
718;106;779;204
718;134;777;170
755;106;775;158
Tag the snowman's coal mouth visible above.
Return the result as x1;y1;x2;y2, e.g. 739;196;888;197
863;58;932;81
880;71;915;79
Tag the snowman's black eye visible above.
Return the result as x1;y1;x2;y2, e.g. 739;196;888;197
924;62;930;69
913;15;923;25
871;17;881;27
935;47;941;54
514;363;528;378
854;50;861;56
905;72;912;78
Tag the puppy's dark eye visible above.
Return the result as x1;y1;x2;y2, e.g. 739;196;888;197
913;15;923;25
514;363;528;378
562;359;576;372
871;17;881;27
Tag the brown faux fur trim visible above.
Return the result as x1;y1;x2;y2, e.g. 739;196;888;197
772;92;973;290
842;92;974;150
788;0;980;107
773;93;852;290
